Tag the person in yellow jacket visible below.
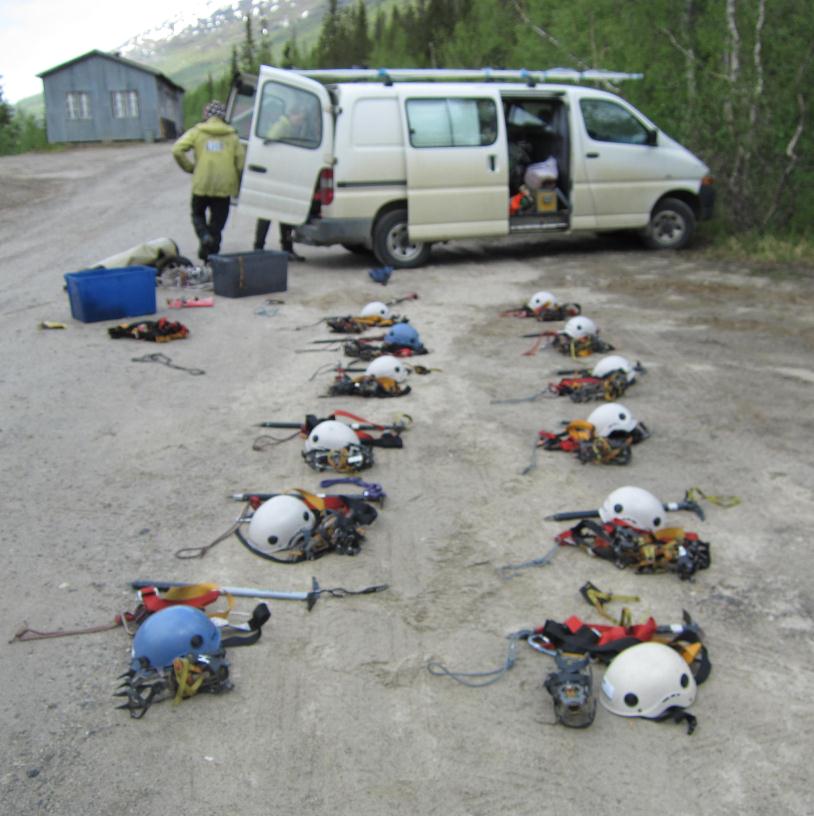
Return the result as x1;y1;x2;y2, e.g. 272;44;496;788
172;101;245;261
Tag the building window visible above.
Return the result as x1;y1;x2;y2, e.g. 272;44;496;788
112;90;140;119
66;92;91;120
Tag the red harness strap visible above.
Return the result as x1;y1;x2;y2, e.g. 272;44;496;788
559;614;658;647
138;586;222;614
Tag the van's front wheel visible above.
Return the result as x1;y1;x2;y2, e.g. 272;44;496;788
373;209;432;268
642;197;696;250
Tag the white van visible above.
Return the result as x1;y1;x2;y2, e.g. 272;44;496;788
228;67;715;268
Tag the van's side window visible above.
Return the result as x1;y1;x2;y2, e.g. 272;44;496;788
580;99;649;145
256;81;321;149
406;98;497;148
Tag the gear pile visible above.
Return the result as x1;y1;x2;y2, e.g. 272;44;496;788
536;403;650;465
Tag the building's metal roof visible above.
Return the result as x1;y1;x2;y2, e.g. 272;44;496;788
37;49;185;93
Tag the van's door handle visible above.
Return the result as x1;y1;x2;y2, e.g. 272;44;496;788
586;152;600;159
488;154;496;171
248;164;267;173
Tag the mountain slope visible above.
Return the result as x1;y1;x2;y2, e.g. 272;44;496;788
15;0;389;117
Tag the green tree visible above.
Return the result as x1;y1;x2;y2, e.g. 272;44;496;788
350;1;371;67
281;30;304;69
0;80;20;154
256;18;274;69
241;16;257;72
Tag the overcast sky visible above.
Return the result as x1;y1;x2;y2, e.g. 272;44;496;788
0;0;213;103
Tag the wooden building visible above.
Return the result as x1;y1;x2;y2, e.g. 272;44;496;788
38;50;185;144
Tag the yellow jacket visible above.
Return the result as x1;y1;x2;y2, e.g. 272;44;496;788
172;117;245;197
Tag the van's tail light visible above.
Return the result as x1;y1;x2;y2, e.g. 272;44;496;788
314;168;334;206
702;175;715;187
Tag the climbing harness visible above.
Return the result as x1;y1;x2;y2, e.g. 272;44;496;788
548;369;630;402
235;489;379;563
328;371;411;398
131;352;205;376
108;318;190;342
522;330;615;358
556;519;711;579
325;314;408;334
534;417;650;466
492;366;639;406
341;337;429;361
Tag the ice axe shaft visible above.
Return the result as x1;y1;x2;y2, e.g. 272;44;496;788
256;420;402;431
545;509;600;522
545;500;705;523
132;576;323;609
229;491;382;503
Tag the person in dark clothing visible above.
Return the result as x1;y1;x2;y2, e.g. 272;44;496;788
254;219;304;261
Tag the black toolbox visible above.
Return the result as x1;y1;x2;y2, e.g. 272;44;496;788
209;250;288;297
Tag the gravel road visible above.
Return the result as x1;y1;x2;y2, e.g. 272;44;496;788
0;142;812;816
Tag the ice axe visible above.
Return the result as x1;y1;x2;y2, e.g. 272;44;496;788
130;576;388;612
545;497;705;523
230;485;386;503
256;419;409;433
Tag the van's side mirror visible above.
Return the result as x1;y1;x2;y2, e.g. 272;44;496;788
646;129;658;147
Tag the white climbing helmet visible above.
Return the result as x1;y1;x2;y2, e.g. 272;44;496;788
365;354;409;383
527;290;558;311
600;642;697;720
561;316;597;339
592;355;637;383
360;301;390;318
303;420;360;454
247;494;316;553
587;403;638;437
598;486;664;531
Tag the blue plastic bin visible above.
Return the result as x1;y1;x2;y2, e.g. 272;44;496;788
64;266;157;323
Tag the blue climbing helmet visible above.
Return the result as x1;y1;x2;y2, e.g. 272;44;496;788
131;606;221;670
384;322;421;350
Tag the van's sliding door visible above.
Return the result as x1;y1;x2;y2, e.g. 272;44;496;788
399;87;508;241
238;67;332;225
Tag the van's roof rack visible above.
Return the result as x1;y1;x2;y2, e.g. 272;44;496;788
294;67;643;86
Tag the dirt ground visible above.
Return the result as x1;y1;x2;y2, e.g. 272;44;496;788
1;143;812;816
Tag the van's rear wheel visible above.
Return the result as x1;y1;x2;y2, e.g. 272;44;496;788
373;209;432;268
642;197;696;250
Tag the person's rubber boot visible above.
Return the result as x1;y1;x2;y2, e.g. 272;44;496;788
282;242;305;262
198;232;216;261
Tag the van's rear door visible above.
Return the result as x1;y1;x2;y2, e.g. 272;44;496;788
238;67;332;225
398;86;508;241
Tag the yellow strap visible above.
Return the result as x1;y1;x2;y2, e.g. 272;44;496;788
686;486;741;508
161;583;234;619
566;420;595;442
654;527;686;542
582;584;639;624
172;657;206;703
294;489;326;512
